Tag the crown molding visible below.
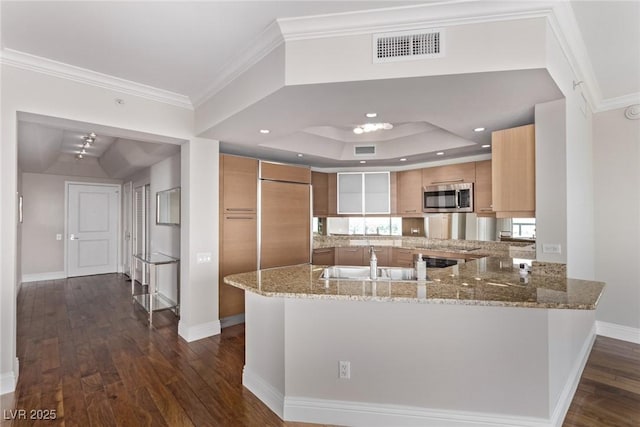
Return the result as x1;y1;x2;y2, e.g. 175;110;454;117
0;48;193;110
192;20;284;108
595;92;640;113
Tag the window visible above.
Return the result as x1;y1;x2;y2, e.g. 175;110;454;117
512;218;535;238
326;217;402;236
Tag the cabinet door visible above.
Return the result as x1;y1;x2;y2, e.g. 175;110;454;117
222;155;258;213
391;248;414;267
312;248;335;265
312;171;329;217
491;124;535;217
422;162;476;186
397;169;423;215
474;160;495;216
220;214;257;318
260;181;311;269
338;173;363;214
364;172;391;214
335;247;365;266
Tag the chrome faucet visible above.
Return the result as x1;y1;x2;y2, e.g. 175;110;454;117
369;246;378;280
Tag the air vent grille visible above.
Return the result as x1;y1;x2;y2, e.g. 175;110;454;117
373;28;444;63
354;145;376;156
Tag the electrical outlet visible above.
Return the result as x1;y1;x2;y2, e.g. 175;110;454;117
542;244;561;254
339;361;350;379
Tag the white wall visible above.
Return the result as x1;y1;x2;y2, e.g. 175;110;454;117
20;173;122;280
0;64;218;393
593;107;640;330
150;153;181;301
535;99;567;263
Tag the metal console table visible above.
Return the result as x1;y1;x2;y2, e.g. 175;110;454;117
131;252;180;326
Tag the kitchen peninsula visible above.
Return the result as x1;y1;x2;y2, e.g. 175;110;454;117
224;252;605;427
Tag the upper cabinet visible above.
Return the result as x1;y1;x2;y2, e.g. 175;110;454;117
260;161;311;184
221;154;258;213
491;124;535;218
311;171;337;216
474;160;495;217
338;172;390;214
422;162;476;186
396;169;423;216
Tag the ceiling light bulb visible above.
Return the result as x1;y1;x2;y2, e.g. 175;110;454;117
353;127;364;134
297;153;303;157
482;144;491;148
474;127;486;132
436;152;444;156
400;158;407;162
365;112;377;118
89;132;97;138
382;123;393;130
76;154;83;160
259;129;270;134
81;149;87;154
359;160;366;164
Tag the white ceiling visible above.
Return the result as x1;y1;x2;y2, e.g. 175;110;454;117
2;1;638;171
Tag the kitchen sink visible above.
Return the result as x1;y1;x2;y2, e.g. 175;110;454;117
321;266;426;281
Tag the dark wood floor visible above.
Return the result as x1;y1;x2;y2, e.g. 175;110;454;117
2;274;639;426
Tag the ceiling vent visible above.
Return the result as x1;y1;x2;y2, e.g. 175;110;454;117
373;28;444;63
354;145;376;156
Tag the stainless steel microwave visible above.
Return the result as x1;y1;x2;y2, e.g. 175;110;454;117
423;183;473;213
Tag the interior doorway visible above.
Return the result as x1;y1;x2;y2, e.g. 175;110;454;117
66;182;120;277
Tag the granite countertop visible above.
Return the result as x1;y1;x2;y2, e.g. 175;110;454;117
223;257;605;310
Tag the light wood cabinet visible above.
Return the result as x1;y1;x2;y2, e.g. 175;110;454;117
260;161;311;184
396;169;423;216
474;160;495;217
427;214;451;239
335;247;366;266
221;154;258;213
312;248;335;265
491;124;535;218
422;162;476;186
312;171;329;217
219;154;258;319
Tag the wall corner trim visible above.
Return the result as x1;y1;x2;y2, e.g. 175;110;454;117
177;320;221;342
596;321;640;344
242;366;285;419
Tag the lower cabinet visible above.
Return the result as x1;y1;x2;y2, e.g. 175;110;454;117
391;247;414;267
366;246;390;266
335;247;366;266
312;248;335;265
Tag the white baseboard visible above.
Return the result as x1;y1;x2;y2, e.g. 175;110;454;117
0;359;19;395
549;325;596;427
283;397;551;427
21;271;66;283
243;366;284;419
178;320;221;342
220;313;245;329
596;321;640;344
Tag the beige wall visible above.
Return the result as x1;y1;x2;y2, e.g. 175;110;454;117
20;173;121;279
593;107;640;330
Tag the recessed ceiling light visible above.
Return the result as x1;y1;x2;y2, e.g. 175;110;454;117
297;153;303;157
436;152;444;156
400;158;407;162
365;112;377;118
482;144;491;148
75;154;83;160
259;129;270;134
474;127;485;132
360;160;366;164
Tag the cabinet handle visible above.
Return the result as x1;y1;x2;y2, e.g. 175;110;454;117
344;249;359;252
226;216;254;220
404;209;417;213
314;249;332;254
479;208;494;212
225;208;254;212
431;178;464;184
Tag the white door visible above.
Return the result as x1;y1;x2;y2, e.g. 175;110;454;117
67;183;120;277
122;182;133;277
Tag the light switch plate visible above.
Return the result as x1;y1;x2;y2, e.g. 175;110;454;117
196;252;212;264
56;234;62;241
